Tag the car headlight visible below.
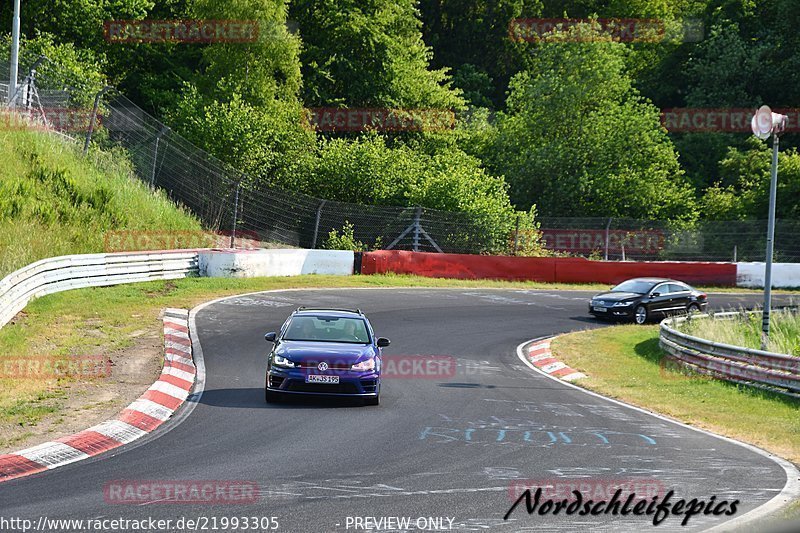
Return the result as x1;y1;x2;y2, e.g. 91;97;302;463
613;301;633;307
351;358;376;372
273;354;295;368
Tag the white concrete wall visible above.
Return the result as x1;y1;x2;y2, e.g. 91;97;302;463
736;262;800;288
199;249;354;278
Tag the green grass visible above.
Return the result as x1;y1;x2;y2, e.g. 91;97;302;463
0;130;203;277
679;310;800;356
551;325;800;465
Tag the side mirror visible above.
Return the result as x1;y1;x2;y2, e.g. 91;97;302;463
650;292;660;298
264;332;277;343
376;337;391;348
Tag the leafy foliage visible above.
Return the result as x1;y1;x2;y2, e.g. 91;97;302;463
165;88;316;190
6;0;800;235
483;25;695;219
323;221;382;251
289;0;463;109
702;139;800;220
0;33;106;107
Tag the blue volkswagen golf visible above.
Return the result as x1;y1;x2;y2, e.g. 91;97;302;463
264;308;390;406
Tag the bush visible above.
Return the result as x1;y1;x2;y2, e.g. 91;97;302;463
323;222;382;252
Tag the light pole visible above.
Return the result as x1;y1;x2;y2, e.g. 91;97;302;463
8;0;21;106
750;105;787;350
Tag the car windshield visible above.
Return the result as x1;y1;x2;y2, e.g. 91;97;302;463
611;280;658;294
283;316;371;344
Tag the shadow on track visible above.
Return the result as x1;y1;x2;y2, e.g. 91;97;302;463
199;387;368;409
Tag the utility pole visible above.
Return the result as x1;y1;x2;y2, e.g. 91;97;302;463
750;105;787;349
8;0;21;106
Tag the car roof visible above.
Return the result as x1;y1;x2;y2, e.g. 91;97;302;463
623;278;693;287
292;308;365;318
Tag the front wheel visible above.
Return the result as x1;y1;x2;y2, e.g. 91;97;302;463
634;305;648;325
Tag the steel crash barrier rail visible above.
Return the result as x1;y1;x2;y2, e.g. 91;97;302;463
0;251;199;330
659;312;800;398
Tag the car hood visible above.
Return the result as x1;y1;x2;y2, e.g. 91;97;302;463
276;341;376;364
592;291;642;302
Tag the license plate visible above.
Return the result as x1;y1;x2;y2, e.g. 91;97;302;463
306;374;339;384
593;306;607;312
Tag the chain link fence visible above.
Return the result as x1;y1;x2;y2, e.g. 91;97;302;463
3;54;800;261
537;217;800;262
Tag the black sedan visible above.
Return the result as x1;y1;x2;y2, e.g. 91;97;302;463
589;278;708;324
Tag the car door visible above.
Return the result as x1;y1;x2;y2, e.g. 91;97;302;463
647;282;673;316
667;283;692;312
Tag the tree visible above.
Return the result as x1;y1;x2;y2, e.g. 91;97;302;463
190;0;303;106
165;88;316;191
684;23;764;108
289;0;463;109
485;24;695;220
5;0;153;51
0;33;106;107
306;134;530;253
418;0;539;109
702;139;800;220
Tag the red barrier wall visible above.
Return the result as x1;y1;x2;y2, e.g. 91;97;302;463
361;250;557;281
360;251;737;286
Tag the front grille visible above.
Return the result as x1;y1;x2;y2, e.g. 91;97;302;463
285;381;359;394
297;361;352;370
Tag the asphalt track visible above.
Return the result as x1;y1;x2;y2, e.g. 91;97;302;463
0;288;797;533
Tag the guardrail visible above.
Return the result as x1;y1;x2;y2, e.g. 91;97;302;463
659;312;800;398
0;251;199;330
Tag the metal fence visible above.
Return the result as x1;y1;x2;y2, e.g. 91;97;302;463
0;251;198;330
660;312;800;398
537;217;800;262
3;55;800;261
